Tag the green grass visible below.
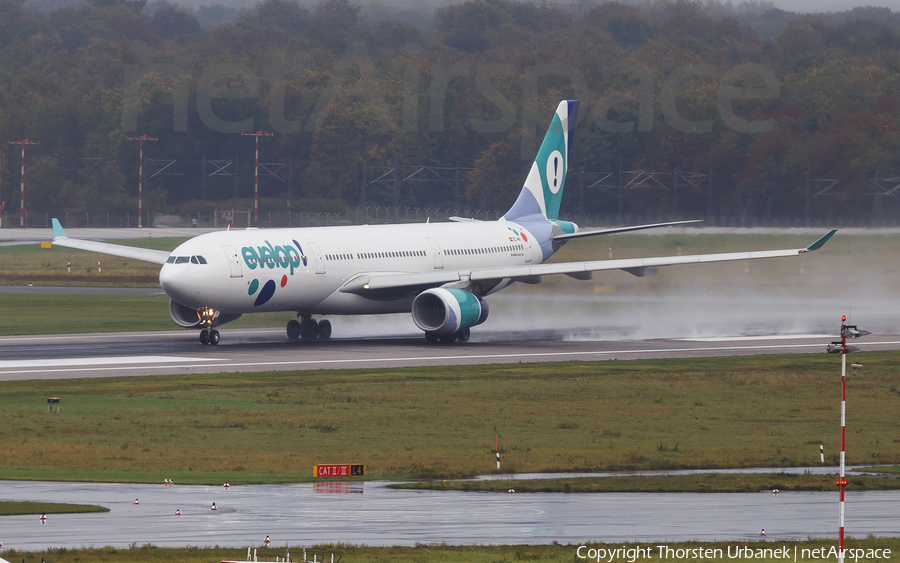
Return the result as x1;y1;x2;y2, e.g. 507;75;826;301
0;237;187;287
0;501;108;515
0;294;174;334
860;465;900;474
3;539;899;563
390;472;900;493
1;354;898;483
0;293;300;335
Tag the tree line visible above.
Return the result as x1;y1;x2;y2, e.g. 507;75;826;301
0;0;898;224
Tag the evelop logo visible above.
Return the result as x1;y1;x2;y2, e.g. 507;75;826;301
507;226;527;243
241;240;309;306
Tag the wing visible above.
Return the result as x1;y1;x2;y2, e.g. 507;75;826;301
50;218;170;265
341;229;837;296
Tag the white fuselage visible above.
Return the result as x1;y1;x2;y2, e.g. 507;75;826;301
159;221;542;316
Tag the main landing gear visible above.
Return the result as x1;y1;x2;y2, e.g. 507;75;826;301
199;329;220;346
287;315;332;341
424;327;470;344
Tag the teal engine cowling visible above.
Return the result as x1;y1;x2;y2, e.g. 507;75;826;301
411;288;489;334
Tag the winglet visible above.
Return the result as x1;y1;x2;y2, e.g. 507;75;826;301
803;229;837;252
52;218;67;239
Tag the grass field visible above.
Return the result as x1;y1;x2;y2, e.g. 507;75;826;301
0;237;187;287
389;472;900;493
0;501;108;516
3;539;899;563
863;465;900;474
0;294;302;335
0;354;897;483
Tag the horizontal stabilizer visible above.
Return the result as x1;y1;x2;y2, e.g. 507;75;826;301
553;220;703;241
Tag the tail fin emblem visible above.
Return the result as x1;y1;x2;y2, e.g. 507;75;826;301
547;150;563;194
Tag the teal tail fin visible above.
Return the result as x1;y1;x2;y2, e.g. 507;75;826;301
503;100;579;222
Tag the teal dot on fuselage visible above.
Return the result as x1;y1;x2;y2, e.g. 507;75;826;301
248;279;259;295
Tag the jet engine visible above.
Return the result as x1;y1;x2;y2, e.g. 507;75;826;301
411;288;489;334
168;299;241;328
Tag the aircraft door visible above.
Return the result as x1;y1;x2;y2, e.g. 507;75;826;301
307;241;325;274
222;245;242;278
525;238;533;263
426;237;444;269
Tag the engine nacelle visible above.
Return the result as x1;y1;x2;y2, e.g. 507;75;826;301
411;288;489;334
168;299;241;328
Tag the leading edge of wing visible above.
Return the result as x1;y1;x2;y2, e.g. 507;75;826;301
344;230;837;294
472;230;837;281
51;218;170;265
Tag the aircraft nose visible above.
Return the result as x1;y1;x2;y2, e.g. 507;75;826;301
159;264;178;296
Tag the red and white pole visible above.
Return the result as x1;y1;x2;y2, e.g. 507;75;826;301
838;314;848;563
254;134;259;223
19;143;24;228
126;135;157;229
7;140;39;229
242;131;273;227
138;138;143;228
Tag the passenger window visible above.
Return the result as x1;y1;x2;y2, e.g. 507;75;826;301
166;256;176;264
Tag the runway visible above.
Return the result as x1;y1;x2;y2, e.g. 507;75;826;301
2;328;899;380
0;479;898;550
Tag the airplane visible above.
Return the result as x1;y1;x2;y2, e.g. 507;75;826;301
50;100;836;345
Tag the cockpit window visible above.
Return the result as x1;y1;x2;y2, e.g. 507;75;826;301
196;256;207;264
166;256;176;264
175;256;190;264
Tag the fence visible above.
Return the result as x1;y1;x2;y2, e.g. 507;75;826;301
2;208;898;230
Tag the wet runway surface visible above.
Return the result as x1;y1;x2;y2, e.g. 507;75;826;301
1;480;898;550
2;329;900;380
3;268;899;550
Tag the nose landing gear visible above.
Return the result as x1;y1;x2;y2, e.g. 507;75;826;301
199;328;220;345
287;315;332;341
197;307;221;346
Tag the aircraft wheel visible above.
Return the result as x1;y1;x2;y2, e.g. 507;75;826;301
209;330;220;346
318;319;332;339
199;330;209;345
456;328;470;342
286;319;301;340
425;331;439;343
299;318;318;340
439;333;457;344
